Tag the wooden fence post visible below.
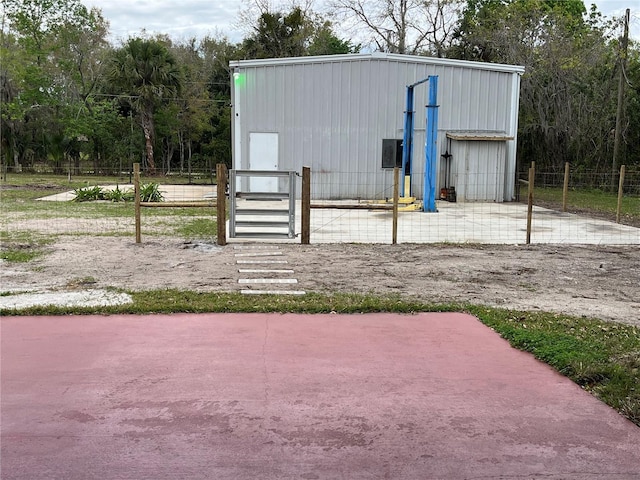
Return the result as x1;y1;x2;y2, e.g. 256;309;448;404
216;163;227;246
562;162;570;212
616;164;626;224
392;166;399;245
134;163;141;244
526;163;535;245
301;166;311;245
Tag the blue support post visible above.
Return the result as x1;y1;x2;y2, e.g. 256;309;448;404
401;86;414;198
423;76;439;212
401;77;430;198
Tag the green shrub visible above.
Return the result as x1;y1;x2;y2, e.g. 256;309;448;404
139;182;164;202
104;185;134;202
73;185;105;202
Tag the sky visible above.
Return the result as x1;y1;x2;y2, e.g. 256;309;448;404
80;0;639;45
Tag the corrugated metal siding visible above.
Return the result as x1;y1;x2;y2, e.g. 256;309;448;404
233;55;520;200
449;140;506;202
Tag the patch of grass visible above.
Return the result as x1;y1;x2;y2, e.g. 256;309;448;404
0;291;454;316
2;173;132;188
2;172;216;188
1;293;636;426
534;187;640;223
0;248;43;262
468;305;640;426
1;185;135;219
175;218;218;239
0;231;54;262
142;207;215;218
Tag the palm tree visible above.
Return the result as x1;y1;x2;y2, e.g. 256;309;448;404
109;38;181;175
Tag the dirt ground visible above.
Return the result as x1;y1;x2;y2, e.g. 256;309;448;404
2;236;638;326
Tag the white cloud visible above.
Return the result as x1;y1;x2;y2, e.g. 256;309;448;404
81;0;243;43
82;0;638;45
589;1;639;40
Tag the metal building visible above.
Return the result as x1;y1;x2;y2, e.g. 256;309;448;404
230;52;524;202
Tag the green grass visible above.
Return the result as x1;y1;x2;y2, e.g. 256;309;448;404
468;306;640;425
1;291;637;427
1;183;216;237
0;248;44;262
0;230;54;262
2;172;216;188
175;218;218;239
534;187;640;222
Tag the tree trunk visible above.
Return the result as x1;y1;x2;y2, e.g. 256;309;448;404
11;135;21;171
187;139;192;184
165;138;174;175
179;131;185;174
141;109;156;175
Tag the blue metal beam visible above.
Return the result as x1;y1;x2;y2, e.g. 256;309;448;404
401;86;414;197
424;76;439;212
401;76;440;207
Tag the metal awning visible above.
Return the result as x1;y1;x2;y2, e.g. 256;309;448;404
446;131;514;141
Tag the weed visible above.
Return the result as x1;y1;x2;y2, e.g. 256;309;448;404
139;183;164;202
104;185;134;202
73;185;105;202
67;276;98;287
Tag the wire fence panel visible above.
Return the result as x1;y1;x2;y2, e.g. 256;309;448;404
531;169;640;195
306;169;639;245
2;167;639;246
1;177;219;245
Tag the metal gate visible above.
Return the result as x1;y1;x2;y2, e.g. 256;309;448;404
228;170;296;239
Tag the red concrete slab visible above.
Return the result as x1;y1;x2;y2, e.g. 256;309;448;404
1;313;639;479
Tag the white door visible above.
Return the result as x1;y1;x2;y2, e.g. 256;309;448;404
249;132;278;192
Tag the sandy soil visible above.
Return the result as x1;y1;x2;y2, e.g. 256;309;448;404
2;236;638;326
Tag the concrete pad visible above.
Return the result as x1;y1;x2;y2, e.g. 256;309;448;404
226;199;639;245
2;313;639;479
0;289;132;309
306;201;640;244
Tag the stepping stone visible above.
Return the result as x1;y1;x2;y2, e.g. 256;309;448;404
238;269;295;274
238;278;298;284
236;260;288;264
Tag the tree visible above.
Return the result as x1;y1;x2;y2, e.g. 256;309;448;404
109;37;182;175
195;36;248;170
327;0;461;56
449;0;626;174
624;45;640;168
241;3;357;59
242;6;311;58
1;0;110;172
308;20;360;55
